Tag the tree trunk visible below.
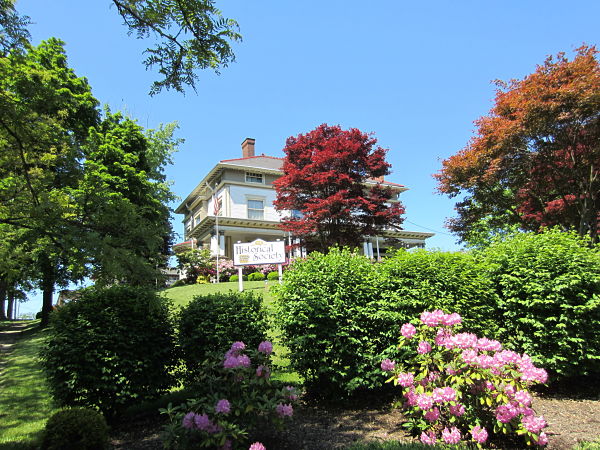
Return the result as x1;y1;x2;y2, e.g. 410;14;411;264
0;277;7;321
6;289;14;321
40;254;55;328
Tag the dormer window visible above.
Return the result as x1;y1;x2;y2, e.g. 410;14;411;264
246;172;264;184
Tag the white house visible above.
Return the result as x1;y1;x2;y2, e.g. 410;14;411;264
174;138;433;259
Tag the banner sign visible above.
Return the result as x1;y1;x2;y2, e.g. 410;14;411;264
233;239;286;266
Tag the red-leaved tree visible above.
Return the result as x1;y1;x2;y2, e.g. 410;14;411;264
273;124;405;252
436;45;600;244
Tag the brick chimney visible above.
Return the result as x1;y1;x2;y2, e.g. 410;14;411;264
241;138;255;158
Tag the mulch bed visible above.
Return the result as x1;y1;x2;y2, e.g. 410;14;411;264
111;389;600;450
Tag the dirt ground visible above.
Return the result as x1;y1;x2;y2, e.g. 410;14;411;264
111;390;600;450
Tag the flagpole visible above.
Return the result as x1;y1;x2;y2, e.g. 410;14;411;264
206;182;220;284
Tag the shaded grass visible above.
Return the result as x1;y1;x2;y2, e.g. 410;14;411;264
0;326;56;449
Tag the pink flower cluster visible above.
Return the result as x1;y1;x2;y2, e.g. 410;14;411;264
441;426;461;444
215;399;231;414
258;340;273;355
223;342;252;369
419;310;461;327
471;425;488;444
380;358;395;372
390;311;550;447
284;385;298;401
182;412;221;433
248;442;266;450
275;403;294;417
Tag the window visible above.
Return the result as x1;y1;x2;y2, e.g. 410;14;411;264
247;199;264;220
246;172;263;183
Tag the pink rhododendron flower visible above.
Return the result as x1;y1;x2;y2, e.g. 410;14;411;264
442;427;461;444
424;407;440;422
449;403;465;417
450;332;478;349
238;354;251;367
477;337;502;352
223;355;239;369
514;390;532;406
461;349;478;364
435;329;451;346
420;431;437;445
537;432;548;446
496;403;519;423
276;403;293;417
417;341;432;354
285;386;298;401
471;425;488;444
441;312;462;326
494;349;521;365
504;384;516;396
397;372;414;387
230;341;246;353
194;413;212;431
432;388;444;403
416;394;434;410
401;323;416;338
381;358;396;372
522;415;547;434
215;399;231;414
441;386;456;402
182;412;196;429
476;354;494;369
404;389;417;406
258;341;273;354
420;310;445;327
256;365;270;378
249;443;266;450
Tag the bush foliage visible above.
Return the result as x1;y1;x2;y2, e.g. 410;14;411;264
41;407;109;450
40;286;178;418
274;248;391;395
275;232;600;396
248;271;265;281
480;229;600;378
378;249;500;339
177;291;269;384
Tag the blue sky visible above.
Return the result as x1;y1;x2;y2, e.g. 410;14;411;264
13;0;600;314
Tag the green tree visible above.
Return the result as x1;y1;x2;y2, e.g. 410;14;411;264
0;38;99;325
1;1;241;94
175;248;211;283
78;112;179;285
0;40;181;325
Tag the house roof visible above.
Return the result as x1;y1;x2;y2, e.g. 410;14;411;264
220;154;284;171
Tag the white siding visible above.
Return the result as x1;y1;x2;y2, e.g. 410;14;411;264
228;184;282;221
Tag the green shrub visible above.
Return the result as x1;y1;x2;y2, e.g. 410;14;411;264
177;291;269;384
170;279;186;288
377;249;500;339
267;271;280;281
229;274;248;282
274;248;501;397
273;248;388;396
41;407;109;450
40;286;178;418
248;271;265;281
480;229;600;379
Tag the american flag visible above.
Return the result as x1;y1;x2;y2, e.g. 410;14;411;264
213;195;221;216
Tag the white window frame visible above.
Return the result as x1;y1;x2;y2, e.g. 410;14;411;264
246;196;265;220
245;172;264;184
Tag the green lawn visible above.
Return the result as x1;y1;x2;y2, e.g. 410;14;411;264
0;322;55;449
161;280;276;309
